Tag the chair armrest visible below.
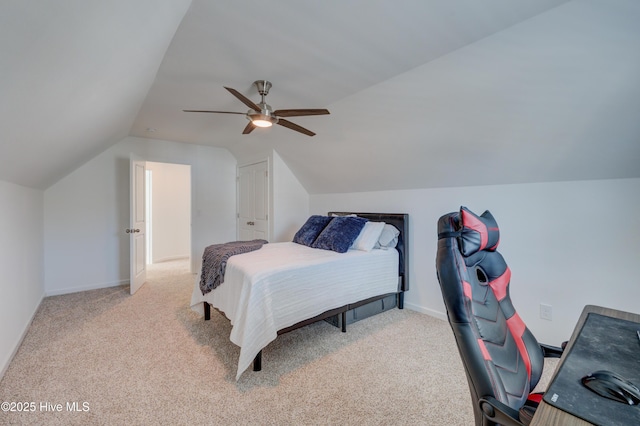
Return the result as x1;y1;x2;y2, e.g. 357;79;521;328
540;343;564;358
479;396;525;426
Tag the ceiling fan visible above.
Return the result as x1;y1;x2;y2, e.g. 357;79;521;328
183;80;330;136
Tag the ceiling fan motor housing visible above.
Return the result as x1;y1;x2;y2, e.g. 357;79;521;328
254;80;272;96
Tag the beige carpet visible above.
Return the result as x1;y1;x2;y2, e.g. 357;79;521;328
0;259;554;425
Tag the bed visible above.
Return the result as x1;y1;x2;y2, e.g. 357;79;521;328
190;212;409;380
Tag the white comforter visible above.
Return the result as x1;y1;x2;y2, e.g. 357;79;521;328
190;241;399;380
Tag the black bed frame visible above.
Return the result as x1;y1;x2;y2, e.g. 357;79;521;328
202;212;409;372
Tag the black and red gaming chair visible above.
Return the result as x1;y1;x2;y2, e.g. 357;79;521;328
436;207;563;426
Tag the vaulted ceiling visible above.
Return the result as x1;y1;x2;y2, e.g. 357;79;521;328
2;1;639;193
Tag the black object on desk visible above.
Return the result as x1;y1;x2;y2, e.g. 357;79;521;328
543;313;640;425
581;370;640;405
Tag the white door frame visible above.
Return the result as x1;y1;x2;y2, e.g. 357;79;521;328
129;156;194;293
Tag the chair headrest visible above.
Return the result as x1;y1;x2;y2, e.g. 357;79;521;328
459;206;500;256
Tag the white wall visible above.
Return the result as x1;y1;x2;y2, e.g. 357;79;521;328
146;162;191;263
44;136;237;295
271;150;309;242
310;178;640;346
0;180;44;378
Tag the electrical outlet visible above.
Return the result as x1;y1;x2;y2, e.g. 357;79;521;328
540;303;553;321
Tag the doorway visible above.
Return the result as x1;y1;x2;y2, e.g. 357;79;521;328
145;162;191;265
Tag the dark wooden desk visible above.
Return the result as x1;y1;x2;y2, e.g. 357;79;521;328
531;305;640;425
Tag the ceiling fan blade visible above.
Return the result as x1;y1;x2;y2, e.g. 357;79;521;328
224;87;261;112
242;122;255;135
273;109;330;117
277;119;316;136
183;110;245;115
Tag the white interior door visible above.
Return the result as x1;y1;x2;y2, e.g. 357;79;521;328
238;161;269;241
129;156;147;294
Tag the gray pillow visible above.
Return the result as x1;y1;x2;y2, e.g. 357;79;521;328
375;224;400;250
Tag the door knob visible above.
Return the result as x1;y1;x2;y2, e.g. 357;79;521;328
246;221;255;226
126;229;141;233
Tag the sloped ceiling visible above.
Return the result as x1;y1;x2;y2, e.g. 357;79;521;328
0;0;191;189
2;1;639;193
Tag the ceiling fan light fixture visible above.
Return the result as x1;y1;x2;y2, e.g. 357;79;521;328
248;112;277;127
252;118;273;128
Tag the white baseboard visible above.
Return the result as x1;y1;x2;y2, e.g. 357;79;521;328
0;292;44;381
403;302;448;322
45;279;128;297
151;255;189;264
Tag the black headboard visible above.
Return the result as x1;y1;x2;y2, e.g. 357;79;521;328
328;212;409;292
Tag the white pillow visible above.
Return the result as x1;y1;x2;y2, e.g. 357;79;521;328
375;224;400;250
350;221;385;251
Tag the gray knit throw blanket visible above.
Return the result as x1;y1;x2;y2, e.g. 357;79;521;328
199;239;268;295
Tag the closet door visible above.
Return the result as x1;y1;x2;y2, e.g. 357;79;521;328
238;161;269;241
